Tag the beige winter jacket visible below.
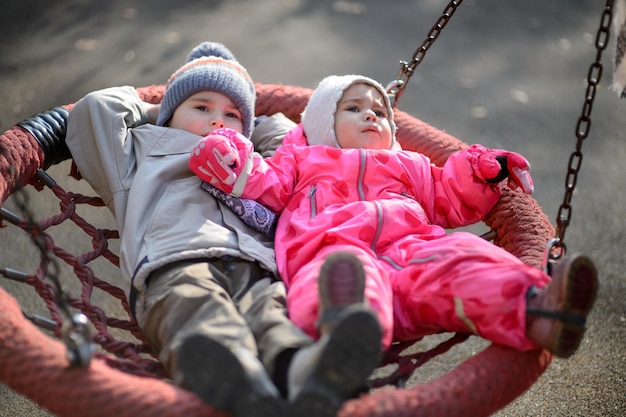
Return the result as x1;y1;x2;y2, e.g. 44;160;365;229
66;86;293;317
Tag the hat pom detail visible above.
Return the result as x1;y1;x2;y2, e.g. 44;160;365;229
186;41;236;63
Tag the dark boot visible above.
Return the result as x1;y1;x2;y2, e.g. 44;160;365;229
178;334;287;417
316;251;366;333
289;252;382;417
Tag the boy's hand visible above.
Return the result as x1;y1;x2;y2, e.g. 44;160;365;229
479;150;534;194
144;103;161;125
190;132;241;190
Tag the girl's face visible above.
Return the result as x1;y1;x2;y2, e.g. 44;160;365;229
334;83;393;150
169;91;243;136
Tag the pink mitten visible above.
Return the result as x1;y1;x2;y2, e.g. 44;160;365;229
189;128;251;192
478;149;534;194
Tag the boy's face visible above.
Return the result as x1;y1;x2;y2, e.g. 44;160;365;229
334;83;393;150
169;91;243;136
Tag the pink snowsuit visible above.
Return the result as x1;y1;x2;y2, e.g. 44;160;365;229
191;125;549;351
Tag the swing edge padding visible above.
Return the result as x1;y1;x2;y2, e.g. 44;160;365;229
0;83;554;417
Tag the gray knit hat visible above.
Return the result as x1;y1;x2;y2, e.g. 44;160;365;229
157;42;256;137
301;74;396;148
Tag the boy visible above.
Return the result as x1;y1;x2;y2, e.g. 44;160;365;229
66;45;382;417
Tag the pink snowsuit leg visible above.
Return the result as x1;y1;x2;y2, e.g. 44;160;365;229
389;232;550;351
286;244;394;349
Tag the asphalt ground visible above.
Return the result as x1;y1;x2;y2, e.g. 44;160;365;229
1;1;625;416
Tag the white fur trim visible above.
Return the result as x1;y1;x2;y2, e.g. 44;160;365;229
231;153;254;197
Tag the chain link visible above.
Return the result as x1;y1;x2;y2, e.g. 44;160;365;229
550;0;615;261
386;0;464;108
384;0;614;264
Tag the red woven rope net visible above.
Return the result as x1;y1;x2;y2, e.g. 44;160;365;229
0;83;554;417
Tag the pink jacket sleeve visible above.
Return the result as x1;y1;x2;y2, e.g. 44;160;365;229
402;144;504;228
234;143;301;213
189;127;300;213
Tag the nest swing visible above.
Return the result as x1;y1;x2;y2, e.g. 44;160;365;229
0;83;554;417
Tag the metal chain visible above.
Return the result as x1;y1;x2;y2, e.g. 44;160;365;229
383;0;614;264
546;0;615;265
386;0;464;108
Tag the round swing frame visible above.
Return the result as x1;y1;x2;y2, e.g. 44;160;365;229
0;82;554;417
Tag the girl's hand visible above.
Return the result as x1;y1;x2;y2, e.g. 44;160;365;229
189;128;253;193
479;150;534;194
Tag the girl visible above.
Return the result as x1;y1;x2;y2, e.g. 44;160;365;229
190;74;598;362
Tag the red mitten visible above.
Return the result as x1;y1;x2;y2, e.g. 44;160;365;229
478;149;534;194
189;128;251;192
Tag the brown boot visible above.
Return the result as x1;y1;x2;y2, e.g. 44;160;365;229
526;254;598;358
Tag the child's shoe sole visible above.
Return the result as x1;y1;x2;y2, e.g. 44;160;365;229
292;306;382;417
178;334;286;417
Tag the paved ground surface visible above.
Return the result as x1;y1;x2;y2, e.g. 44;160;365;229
1;0;625;416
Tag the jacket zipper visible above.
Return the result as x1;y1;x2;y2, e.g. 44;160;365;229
357;149;366;200
307;185;317;218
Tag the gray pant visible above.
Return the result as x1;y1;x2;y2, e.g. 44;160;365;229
135;257;313;384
